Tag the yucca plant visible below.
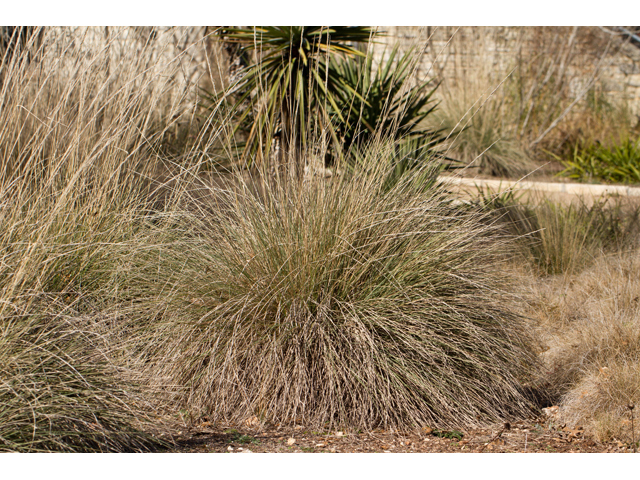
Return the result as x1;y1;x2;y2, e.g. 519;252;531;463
207;26;376;171
329;46;444;167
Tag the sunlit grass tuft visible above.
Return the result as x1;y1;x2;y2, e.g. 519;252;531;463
133;147;539;430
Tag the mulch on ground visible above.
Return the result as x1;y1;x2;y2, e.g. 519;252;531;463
171;416;637;453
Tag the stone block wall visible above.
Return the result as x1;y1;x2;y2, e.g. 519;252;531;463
10;26;640;121
373;26;640;117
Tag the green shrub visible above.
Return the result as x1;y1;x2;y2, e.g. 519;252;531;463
138;154;538;430
557;138;640;184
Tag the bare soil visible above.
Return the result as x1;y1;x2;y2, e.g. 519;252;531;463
170;416;637;453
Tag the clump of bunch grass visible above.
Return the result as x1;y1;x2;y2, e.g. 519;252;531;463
476;188;640;275
138;145;539;431
519;199;631;276
0;27;206;451
525;252;640;442
0;307;165;452
431;79;535;178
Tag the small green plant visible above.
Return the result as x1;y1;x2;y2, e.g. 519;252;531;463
432;428;464;441
224;429;259;445
557;137;640;184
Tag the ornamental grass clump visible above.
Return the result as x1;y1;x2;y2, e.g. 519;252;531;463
431;77;535;178
0;26;203;451
477;189;640;276
143;147;539;430
0;308;165;452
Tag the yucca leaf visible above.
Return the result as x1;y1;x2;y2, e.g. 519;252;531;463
204;26;378;165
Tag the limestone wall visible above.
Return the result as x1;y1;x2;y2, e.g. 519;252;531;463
13;26;640;120
25;27;212;118
373;26;640;116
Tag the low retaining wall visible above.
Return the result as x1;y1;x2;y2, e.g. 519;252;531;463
439;176;640;197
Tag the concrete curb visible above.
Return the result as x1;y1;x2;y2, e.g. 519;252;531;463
438;176;640;197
